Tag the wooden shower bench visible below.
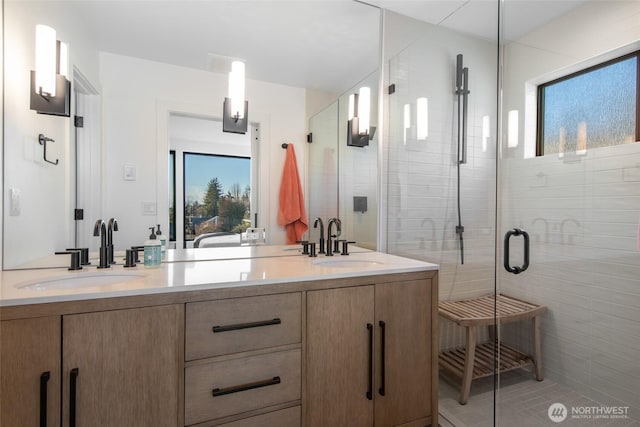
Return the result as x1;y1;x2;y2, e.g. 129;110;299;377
438;294;547;404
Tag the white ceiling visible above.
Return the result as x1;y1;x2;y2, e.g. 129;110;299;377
46;0;587;93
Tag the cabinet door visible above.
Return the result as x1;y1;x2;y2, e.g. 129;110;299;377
1;316;61;427
306;286;375;427
374;280;432;427
62;304;183;427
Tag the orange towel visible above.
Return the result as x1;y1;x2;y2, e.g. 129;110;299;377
278;144;308;243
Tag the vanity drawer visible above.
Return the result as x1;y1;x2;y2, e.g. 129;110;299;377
185;293;301;360
185;349;301;425
216;406;300;427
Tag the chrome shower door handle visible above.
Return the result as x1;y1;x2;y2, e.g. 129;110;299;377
504;228;530;274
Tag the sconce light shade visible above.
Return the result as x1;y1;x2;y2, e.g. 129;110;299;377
35;25;56;96
30;25;71;117
347;87;375;147
223;60;248;134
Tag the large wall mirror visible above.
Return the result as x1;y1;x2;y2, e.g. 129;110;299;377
2;0;380;269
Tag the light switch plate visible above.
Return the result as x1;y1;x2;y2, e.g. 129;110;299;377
142;202;157;216
123;164;137;181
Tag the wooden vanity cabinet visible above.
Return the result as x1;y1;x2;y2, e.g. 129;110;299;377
62;304;183;426
1;304;183;427
306;277;437;427
1;316;61;427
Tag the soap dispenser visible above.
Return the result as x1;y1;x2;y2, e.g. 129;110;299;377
144;227;162;268
156;224;167;255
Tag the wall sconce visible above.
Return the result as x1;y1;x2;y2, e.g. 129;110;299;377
223;60;248;134
30;25;71;117
347;87;376;147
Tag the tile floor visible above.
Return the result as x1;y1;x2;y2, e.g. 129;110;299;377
439;369;639;427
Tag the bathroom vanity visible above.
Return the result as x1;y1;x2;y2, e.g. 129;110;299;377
0;249;439;427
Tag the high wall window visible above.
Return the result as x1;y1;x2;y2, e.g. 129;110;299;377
537;51;639;156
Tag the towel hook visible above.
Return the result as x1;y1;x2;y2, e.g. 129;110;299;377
282;143;289;149
38;134;59;165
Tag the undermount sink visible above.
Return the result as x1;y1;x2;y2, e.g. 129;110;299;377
311;258;383;268
16;272;145;291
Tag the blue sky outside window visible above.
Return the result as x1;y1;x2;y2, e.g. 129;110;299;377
540;55;637;155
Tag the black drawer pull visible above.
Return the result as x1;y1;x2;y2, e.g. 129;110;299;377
212;318;281;333
212;376;281;397
366;323;373;400
40;371;50;427
70;368;79;427
379;320;386;396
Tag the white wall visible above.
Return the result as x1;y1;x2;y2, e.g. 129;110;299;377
99;52;307;251
500;0;640;412
2;1;100;268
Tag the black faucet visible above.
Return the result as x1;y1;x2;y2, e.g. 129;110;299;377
93;219;109;269
313;217;325;254
326;218;342;256
107;218;118;264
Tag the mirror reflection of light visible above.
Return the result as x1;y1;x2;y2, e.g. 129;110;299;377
178;259;254;286
508;110;519;148
358;87;371;134
228;61;245;119
416;97;428;140
403;104;411;144
482;115;490;152
576;121;587;155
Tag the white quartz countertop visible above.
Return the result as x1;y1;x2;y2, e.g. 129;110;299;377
0;248;438;307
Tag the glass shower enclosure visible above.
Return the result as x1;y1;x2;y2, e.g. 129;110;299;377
383;1;639;425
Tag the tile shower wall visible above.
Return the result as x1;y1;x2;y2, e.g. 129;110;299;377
384;14;497;350
499;0;640;416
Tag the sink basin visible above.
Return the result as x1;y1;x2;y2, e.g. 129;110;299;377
311;258;383;268
16;272;145;291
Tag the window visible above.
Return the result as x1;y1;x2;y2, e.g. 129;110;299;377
169;151;176;241
182;153;251;243
537;51;639;156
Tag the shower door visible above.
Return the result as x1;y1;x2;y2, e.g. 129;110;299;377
497;0;640;425
383;4;499;425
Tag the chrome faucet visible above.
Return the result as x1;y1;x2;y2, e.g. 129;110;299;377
107;218;119;264
93;219;109;269
326;218;342;256
313;217;325;254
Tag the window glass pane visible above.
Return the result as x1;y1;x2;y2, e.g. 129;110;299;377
183;153;251;242
169;151;176;241
541;56;637;155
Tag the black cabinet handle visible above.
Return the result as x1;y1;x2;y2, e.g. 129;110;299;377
212;318;281;333
504;228;530;274
212;376;281;397
40;371;50;427
70;368;79;427
378;321;386;396
366;323;373;400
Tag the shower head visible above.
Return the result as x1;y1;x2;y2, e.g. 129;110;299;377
456;54;463;90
